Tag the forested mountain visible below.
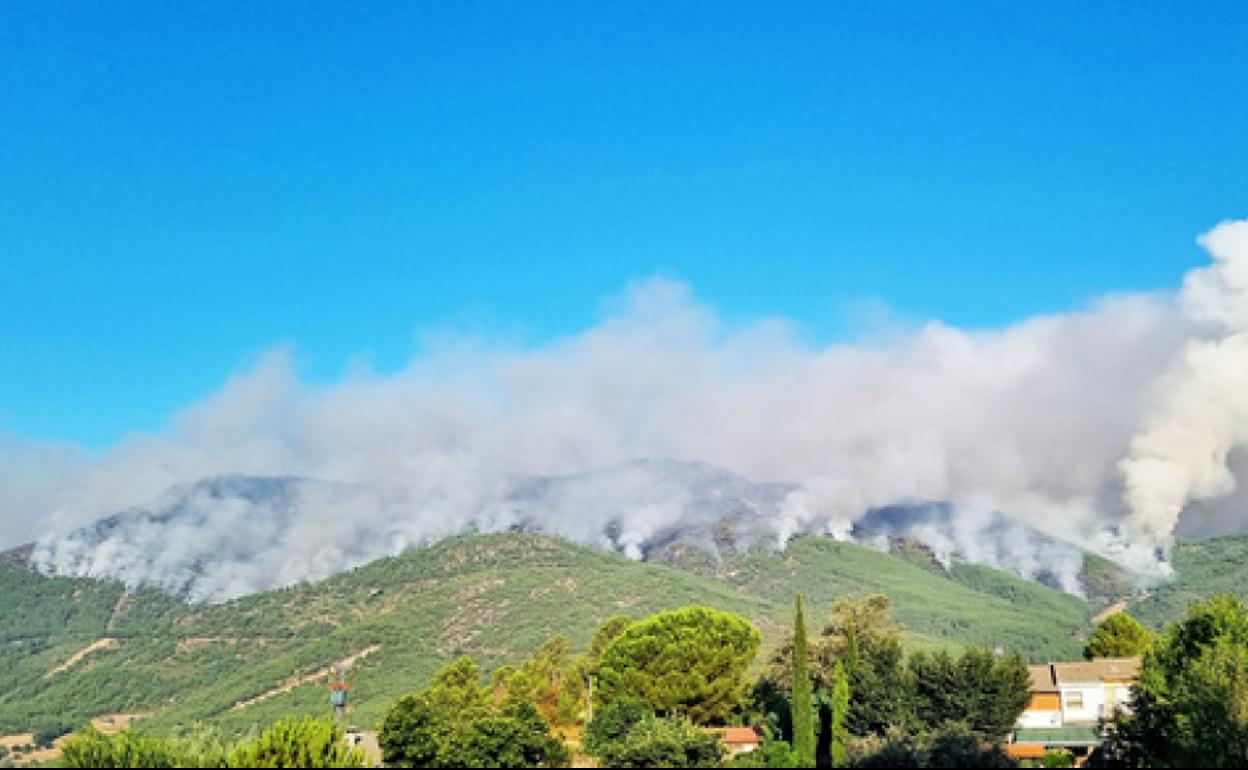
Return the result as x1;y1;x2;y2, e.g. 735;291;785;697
4;529;1243;738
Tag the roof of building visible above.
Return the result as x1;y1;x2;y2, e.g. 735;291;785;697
717;727;761;745
1052;657;1141;685
1028;664;1057;692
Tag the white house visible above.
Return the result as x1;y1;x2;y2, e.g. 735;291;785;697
1008;657;1140;764
1051;658;1138;724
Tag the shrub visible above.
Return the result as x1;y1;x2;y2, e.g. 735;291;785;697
595;715;723;768
227;716;363;768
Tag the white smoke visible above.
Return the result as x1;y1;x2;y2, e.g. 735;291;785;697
0;434;90;547
7;221;1248;601
1120;219;1248;552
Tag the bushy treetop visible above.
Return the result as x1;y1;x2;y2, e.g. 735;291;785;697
595;605;761;724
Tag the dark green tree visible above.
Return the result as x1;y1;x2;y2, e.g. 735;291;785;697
923;723;1016;768
594;715;724;768
438;702;570;769
811;595;911;736
378;694;449;768
909;647;1030;740
1111;594;1248;767
791;595;816;767
853;745;922;768
595;606;761;724
33;723;74;749
584;699;649;758
1083;612;1154;660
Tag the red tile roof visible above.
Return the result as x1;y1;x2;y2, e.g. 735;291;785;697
719;727;761;745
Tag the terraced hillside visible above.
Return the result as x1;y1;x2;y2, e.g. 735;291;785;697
0;532;1106;736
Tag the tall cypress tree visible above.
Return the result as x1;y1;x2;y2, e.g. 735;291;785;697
791;594;815;767
830;662;850;768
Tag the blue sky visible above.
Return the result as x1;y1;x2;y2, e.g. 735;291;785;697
2;1;1246;448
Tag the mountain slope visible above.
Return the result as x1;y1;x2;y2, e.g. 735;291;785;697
1;532;1101;736
1128;534;1248;627
657;535;1094;660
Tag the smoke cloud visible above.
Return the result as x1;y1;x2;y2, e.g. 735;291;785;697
1120;219;1248;551
7;220;1248;601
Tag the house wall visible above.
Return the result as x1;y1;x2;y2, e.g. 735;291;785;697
1059;682;1132;724
1017;707;1062;729
1027;693;1060;711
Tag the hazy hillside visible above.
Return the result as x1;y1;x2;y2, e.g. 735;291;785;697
0;531;1105;737
1129;534;1248;628
27;465;1130;607
9;532;1247;741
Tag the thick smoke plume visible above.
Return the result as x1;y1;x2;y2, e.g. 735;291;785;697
7;220;1248;602
1120;220;1248;552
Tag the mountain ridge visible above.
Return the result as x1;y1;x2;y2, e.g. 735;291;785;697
24;462;1132;604
1;531;1091;735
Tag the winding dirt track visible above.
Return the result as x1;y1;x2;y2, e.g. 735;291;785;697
45;637;120;677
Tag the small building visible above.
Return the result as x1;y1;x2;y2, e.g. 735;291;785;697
1007;657;1140;765
713;726;762;757
1051;658;1139;724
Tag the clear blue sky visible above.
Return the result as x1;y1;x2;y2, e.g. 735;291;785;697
2;1;1246;448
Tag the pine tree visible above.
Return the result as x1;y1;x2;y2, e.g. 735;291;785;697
791;594;816;767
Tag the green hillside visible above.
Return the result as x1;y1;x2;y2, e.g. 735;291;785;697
1129;534;1248;628
0;532;1102;736
658;536;1093;660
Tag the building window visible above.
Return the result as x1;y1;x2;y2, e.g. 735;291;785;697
1066;692;1084;709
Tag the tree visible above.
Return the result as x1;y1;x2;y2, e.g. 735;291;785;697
33;723;74;749
378;694;448;768
811;595;910;736
908;647;1030;740
59;728;189;769
1111;594;1248;767
519;635;582;726
424;656;490;720
923;723;1016;768
227;717;364;768
594;714;724;768
379;657;569;768
829;662;850;768
722;736;801;769
439;702;570;769
595;606;761;724
851;727;922;769
791;595;816;767
852;723;1015;769
587;615;635;663
584;699;649;758
58;719;360;769
1083;612;1154;660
